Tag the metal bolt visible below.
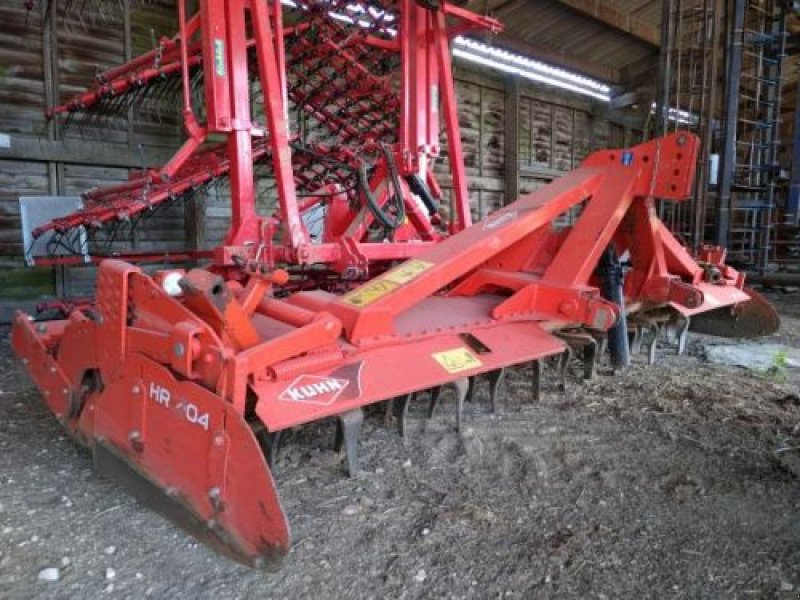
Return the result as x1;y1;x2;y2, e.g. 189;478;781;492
208;487;221;500
128;430;141;442
50;366;57;374
131;385;141;395
62;388;69;395
22;358;29;366
214;434;225;447
36;324;47;334
173;342;185;358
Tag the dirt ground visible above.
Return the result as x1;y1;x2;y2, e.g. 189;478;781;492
1;293;799;599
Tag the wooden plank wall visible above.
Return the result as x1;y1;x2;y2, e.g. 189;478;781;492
0;2;628;319
0;1;181;311
432;65;626;223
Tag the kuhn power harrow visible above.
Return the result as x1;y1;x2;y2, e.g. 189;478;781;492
13;0;778;569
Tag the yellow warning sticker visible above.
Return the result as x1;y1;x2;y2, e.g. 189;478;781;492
432;347;483;374
342;279;399;307
341;259;434;307
382;259;435;285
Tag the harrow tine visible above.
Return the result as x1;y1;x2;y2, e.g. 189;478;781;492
557;347;572;392
466;376;476;402
644;323;659;365
392;393;412;438
256;429;283;470
383;398;393;426
676;315;690;355
556;332;598;381
629;324;643;355
334;408;363;477
427;386;442;419
488;368;505;413
452;377;469;433
532;359;542;403
582;337;598;380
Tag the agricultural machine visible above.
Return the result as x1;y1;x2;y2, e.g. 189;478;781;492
12;0;779;569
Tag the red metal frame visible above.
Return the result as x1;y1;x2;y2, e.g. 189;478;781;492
12;131;773;569
34;0;498;272
13;0;779;573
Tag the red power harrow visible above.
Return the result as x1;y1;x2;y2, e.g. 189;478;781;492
13;0;778;569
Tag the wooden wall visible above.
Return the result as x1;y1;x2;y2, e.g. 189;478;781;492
0;2;629;319
0;1;182;312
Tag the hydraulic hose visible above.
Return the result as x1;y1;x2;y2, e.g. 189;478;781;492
358;145;406;231
597;245;630;369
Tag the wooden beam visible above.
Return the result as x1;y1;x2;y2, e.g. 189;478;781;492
504;75;521;204
0;136;179;168
619;54;660;89
552;0;661;46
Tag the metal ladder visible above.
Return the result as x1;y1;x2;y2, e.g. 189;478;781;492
717;0;787;271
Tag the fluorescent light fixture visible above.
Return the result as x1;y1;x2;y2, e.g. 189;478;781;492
650;102;698;125
452;37;611;102
453;37;611;102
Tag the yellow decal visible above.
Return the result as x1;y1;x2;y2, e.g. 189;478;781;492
342;279;399;307
432;347;483;374
382;259;434;285
341;259;434;307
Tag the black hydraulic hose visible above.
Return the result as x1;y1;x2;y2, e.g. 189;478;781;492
358;145;406;230
597;245;630;369
405;173;439;217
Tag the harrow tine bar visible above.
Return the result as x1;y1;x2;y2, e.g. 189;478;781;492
334;408;363;477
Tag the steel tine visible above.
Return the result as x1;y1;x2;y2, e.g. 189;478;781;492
392;393;412;437
257;429;283;470
531;359;542;403
583;336;598;380
451;377;469;433
466;376;476;402
677;315;690;355
646;323;659;365
383;398;393;427
488;368;505;414
629;324;643;355
427;386;442;419
558;346;572;392
334;408;363;477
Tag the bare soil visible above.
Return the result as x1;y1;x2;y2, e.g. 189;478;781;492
1;294;799;599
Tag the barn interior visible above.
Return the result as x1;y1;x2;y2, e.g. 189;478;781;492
0;1;799;597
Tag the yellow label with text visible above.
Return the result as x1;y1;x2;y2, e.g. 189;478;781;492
382;259;434;285
432;347;483;374
341;259;434;307
342;279;399;307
